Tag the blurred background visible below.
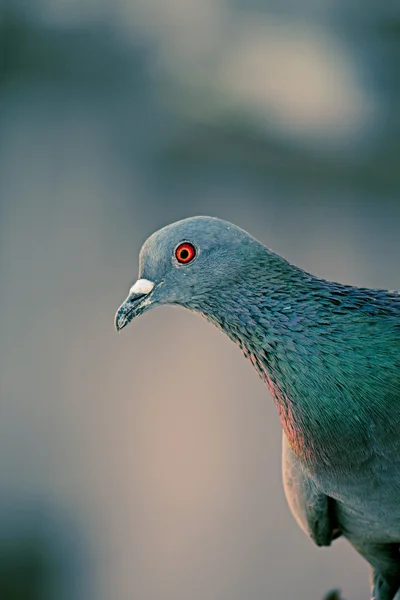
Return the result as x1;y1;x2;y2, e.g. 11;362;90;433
1;1;400;598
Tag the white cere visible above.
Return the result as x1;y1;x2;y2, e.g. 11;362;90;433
129;279;155;296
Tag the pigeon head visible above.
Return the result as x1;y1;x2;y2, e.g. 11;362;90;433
114;216;266;331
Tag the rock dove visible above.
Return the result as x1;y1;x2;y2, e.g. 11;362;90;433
115;216;400;600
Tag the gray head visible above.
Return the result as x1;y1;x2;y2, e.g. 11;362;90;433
114;216;267;331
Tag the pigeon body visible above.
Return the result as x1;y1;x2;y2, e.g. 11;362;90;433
115;216;400;599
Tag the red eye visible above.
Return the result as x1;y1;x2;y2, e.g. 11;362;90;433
175;242;196;264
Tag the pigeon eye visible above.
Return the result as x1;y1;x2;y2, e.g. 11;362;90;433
175;242;196;264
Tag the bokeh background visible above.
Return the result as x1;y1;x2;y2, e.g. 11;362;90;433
1;1;400;599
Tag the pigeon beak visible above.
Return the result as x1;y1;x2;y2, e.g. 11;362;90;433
114;279;155;332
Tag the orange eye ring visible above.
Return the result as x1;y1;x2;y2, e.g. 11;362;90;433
175;242;196;264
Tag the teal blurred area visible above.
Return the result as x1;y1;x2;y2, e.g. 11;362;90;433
1;2;399;599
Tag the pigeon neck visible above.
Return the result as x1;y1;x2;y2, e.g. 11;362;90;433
196;271;354;470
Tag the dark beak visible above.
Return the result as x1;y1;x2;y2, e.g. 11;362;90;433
114;279;155;332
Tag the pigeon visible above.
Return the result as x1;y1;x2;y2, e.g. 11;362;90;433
115;216;400;600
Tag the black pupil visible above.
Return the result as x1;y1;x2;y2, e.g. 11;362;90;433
180;248;189;260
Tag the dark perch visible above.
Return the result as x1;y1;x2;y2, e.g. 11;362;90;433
323;591;346;600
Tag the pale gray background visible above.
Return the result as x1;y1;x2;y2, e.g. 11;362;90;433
1;1;400;599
